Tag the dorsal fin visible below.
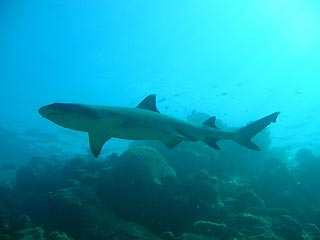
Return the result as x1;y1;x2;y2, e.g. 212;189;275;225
136;94;160;113
202;116;219;129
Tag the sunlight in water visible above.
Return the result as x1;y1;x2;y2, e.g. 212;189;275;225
260;0;319;53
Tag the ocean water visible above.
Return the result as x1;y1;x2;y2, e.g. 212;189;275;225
1;1;320;240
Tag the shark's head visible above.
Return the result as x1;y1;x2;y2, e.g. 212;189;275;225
38;103;98;131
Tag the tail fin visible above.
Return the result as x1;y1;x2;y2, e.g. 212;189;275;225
235;112;280;150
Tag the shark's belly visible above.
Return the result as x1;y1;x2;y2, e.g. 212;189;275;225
106;124;168;140
98;113;204;142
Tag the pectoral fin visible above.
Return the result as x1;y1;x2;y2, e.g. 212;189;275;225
88;132;111;157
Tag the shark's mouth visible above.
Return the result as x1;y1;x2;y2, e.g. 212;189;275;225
38;106;62;119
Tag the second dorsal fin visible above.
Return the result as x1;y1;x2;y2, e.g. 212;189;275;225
202;116;219;129
136;94;160;113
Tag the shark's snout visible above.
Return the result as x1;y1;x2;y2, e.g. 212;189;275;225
38;104;63;119
38;105;49;118
38;106;47;117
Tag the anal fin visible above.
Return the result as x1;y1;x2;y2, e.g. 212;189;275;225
203;138;220;150
162;137;183;148
89;132;111;157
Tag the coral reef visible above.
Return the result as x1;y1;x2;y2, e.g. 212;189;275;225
1;130;320;240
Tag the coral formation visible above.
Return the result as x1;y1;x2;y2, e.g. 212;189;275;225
0;130;320;239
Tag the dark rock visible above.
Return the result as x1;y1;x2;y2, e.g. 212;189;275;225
97;146;179;233
295;149;320;204
272;215;303;240
162;231;176;240
47;231;74;240
308;209;320;231
16;215;33;229
303;223;320;240
252;157;297;203
162;142;218;177
274;190;312;218
48;183;160;240
180;170;218;207
7;142;320;240
265;208;289;217
177;233;214;240
232;189;266;213
226;213;271;237
15;157;63;194
193;220;226;237
131;139;219;177
47;185;100;234
0;182;13;208
79;173;99;188
0;234;15;240
16;227;46;240
0;208;10;234
112;146;176;185
242;234;282;240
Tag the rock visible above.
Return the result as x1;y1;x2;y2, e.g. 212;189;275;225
232;189;266;213
47;231;74;240
17;215;33;230
0;182;13;207
180;170;219;207
0;234;15;240
162;231;176;240
88;209;163;240
48;184;161;240
48;185;100;234
176;233;214;240
252;157;296;204
112;146;176;185
164;143;218;177
303;223;320;240
0;208;10;234
226;213;271;238
242;234;281;240
15;157;62;194
16;227;46;240
272;215;303;240
131;138;219;177
193;220;226;236
295;149;320;203
96;146;178;233
265;208;289;217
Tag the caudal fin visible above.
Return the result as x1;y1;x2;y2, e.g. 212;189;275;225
235;112;280;151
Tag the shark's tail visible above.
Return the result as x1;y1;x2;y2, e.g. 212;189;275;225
234;112;280;150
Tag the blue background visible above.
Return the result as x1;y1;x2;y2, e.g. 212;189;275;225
1;0;320;168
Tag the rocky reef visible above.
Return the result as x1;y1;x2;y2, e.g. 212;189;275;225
1;132;320;239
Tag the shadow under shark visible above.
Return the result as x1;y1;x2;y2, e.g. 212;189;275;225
39;94;279;157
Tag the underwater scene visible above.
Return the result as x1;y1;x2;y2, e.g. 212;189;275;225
1;1;320;239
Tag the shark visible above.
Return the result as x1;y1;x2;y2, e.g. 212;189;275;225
38;94;280;157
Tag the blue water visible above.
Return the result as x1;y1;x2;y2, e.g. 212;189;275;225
1;0;320;168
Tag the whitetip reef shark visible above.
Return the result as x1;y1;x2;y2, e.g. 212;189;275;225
38;94;280;157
